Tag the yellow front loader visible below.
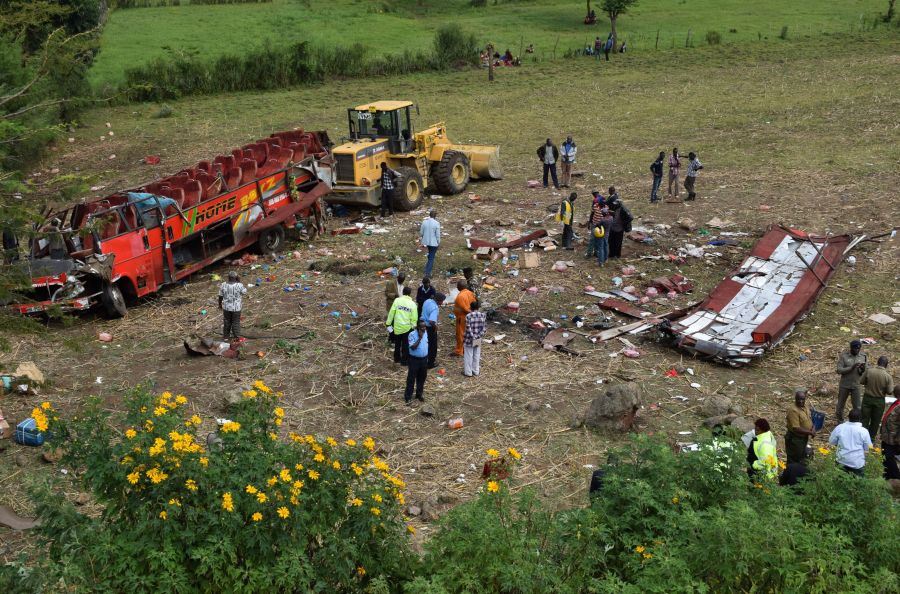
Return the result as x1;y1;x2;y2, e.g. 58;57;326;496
326;101;502;211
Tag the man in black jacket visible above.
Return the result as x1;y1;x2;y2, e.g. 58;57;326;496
649;151;664;203
536;139;560;190
607;189;632;259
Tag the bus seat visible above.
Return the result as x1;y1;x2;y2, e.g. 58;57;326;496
240;159;258;184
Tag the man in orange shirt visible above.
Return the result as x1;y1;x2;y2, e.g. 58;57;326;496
453;279;476;356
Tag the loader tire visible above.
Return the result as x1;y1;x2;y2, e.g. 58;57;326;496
258;225;286;254
391;167;424;211
101;282;127;318
433;150;470;195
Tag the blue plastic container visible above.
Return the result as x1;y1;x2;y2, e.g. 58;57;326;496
811;409;826;432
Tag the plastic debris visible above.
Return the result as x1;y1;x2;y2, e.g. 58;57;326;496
448;418;464;429
98;332;113;342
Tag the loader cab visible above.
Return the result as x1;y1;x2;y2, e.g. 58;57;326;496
347;101;414;154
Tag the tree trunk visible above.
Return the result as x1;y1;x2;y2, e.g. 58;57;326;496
885;0;896;22
587;0;591;14
610;15;618;47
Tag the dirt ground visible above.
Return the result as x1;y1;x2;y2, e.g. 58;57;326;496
1;35;899;559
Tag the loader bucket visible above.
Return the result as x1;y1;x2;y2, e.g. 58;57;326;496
450;144;503;180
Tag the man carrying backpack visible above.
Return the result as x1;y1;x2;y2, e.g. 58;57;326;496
607;189;632;259
649;151;664;203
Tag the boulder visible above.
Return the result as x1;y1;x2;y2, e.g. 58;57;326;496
525;401;542;412
405;505;422;517
13;362;44;385
420;403;436;417
584;383;641;432
702;414;737;429
74;493;91;506
222;388;244;409
701;395;734;417
677;218;698;232
730;416;755;434
437;492;460;505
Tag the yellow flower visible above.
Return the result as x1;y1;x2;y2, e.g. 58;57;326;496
486;481;500;493
671;496;680;505
185;479;198;492
635;545;645;553
872;447;883;455
274;418;282;427
363;437;375;451
356;566;366;577
308;470;320;480
159;511;167;520
395;492;405;505
256;492;268;504
40;401;51;411
174;395;187;406
280;469;292;483
370;507;381;516
371;456;389;472
778;460;787;470
199;457;209;467
267;476;278;487
251;512;262;522
32;409;49;432
277;506;290;519
269;432;278;441
125;428;137;439
314;453;325;463
372;494;383;503
486;448;500;458
146;467;169;484
144;419;154;432
148;437;167;457
326;437;337;447
643;553;653;560
351;463;363;476
188;415;202;427
221;421;241;433
242;389;258;399
350;498;363;507
253;380;272;394
345;439;357;447
127;471;140;485
274;407;285;418
153;407;167;417
407;525;416;534
507;447;522;460
294;463;304;471
222;492;234;512
168;498;181;507
332;461;341;470
818;447;830;455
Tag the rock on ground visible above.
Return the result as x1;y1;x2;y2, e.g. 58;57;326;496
584;382;642;432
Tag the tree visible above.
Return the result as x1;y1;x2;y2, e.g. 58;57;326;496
601;0;639;47
884;0;896;22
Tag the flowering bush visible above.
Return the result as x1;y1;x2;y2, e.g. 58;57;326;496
24;382;416;592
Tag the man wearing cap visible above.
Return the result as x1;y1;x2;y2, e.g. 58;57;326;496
218;271;247;340
860;356;894;440
835;340;867;424
785;388;816;465
420;291;444;369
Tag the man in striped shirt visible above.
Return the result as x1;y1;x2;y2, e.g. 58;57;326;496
380;162;399;218
463;300;487;377
684;152;703;201
218;271;247;340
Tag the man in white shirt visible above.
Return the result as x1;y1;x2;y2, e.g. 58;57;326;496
560;136;577;188
218;271;247;340
828;409;873;477
419;209;441;278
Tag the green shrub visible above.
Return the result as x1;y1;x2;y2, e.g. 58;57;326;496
705;30;722;45
21;383;417;592
432;24;479;68
779;25;790;39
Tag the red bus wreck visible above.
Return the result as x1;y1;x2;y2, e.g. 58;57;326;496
8;129;332;317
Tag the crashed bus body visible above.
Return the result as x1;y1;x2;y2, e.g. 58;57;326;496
7;130;332;317
661;225;851;366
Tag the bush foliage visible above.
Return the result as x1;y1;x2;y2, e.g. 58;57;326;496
123;24;479;101
6;392;898;593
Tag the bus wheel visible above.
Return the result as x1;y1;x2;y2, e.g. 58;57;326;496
101;282;127;318
258;226;286;253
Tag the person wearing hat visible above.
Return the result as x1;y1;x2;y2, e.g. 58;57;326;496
860;356;894;440
835;340;867;424
785;388;816;465
218;271;247;341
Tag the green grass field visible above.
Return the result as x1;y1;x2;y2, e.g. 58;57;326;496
89;0;887;89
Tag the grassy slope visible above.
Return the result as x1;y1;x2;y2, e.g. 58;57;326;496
88;0;886;88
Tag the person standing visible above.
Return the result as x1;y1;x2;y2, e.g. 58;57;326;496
556;192;577;250
218;271;247;341
463;267;480;300
747;418;778;480
384;272;406;313
828;409;872;477
421;291;443;369
836;339;867;423
593;36;603;59
684;152;703;201
560;136;577;188
463;300;487;377
667;147;681;200
379;162;399;218
785;388;816;465
585;192;604;258
860;356;894;440
536;139;560;190
649;151;664;203
596;207;612;266
880;393;900;480
419;209;441;278
416;276;435;312
603;34;613;61
607;190;631;259
386;286;417;365
453;280;476;356
404;320;429;404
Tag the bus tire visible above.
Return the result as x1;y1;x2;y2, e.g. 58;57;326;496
258;226;286;254
101;282;127;318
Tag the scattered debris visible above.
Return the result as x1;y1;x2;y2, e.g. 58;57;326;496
541;329;578;354
551;260;575;272
521;252;541;268
13;362;44;385
705;217;734;229
598;298;653;319
868;313;896;325
15;418;45;446
98;332;113;342
650;274;693;294
183;336;242;358
467;229;548;250
447;418;464;429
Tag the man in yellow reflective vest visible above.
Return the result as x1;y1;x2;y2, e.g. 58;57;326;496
747;418;778;480
555;192;577;250
386;286;418;365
